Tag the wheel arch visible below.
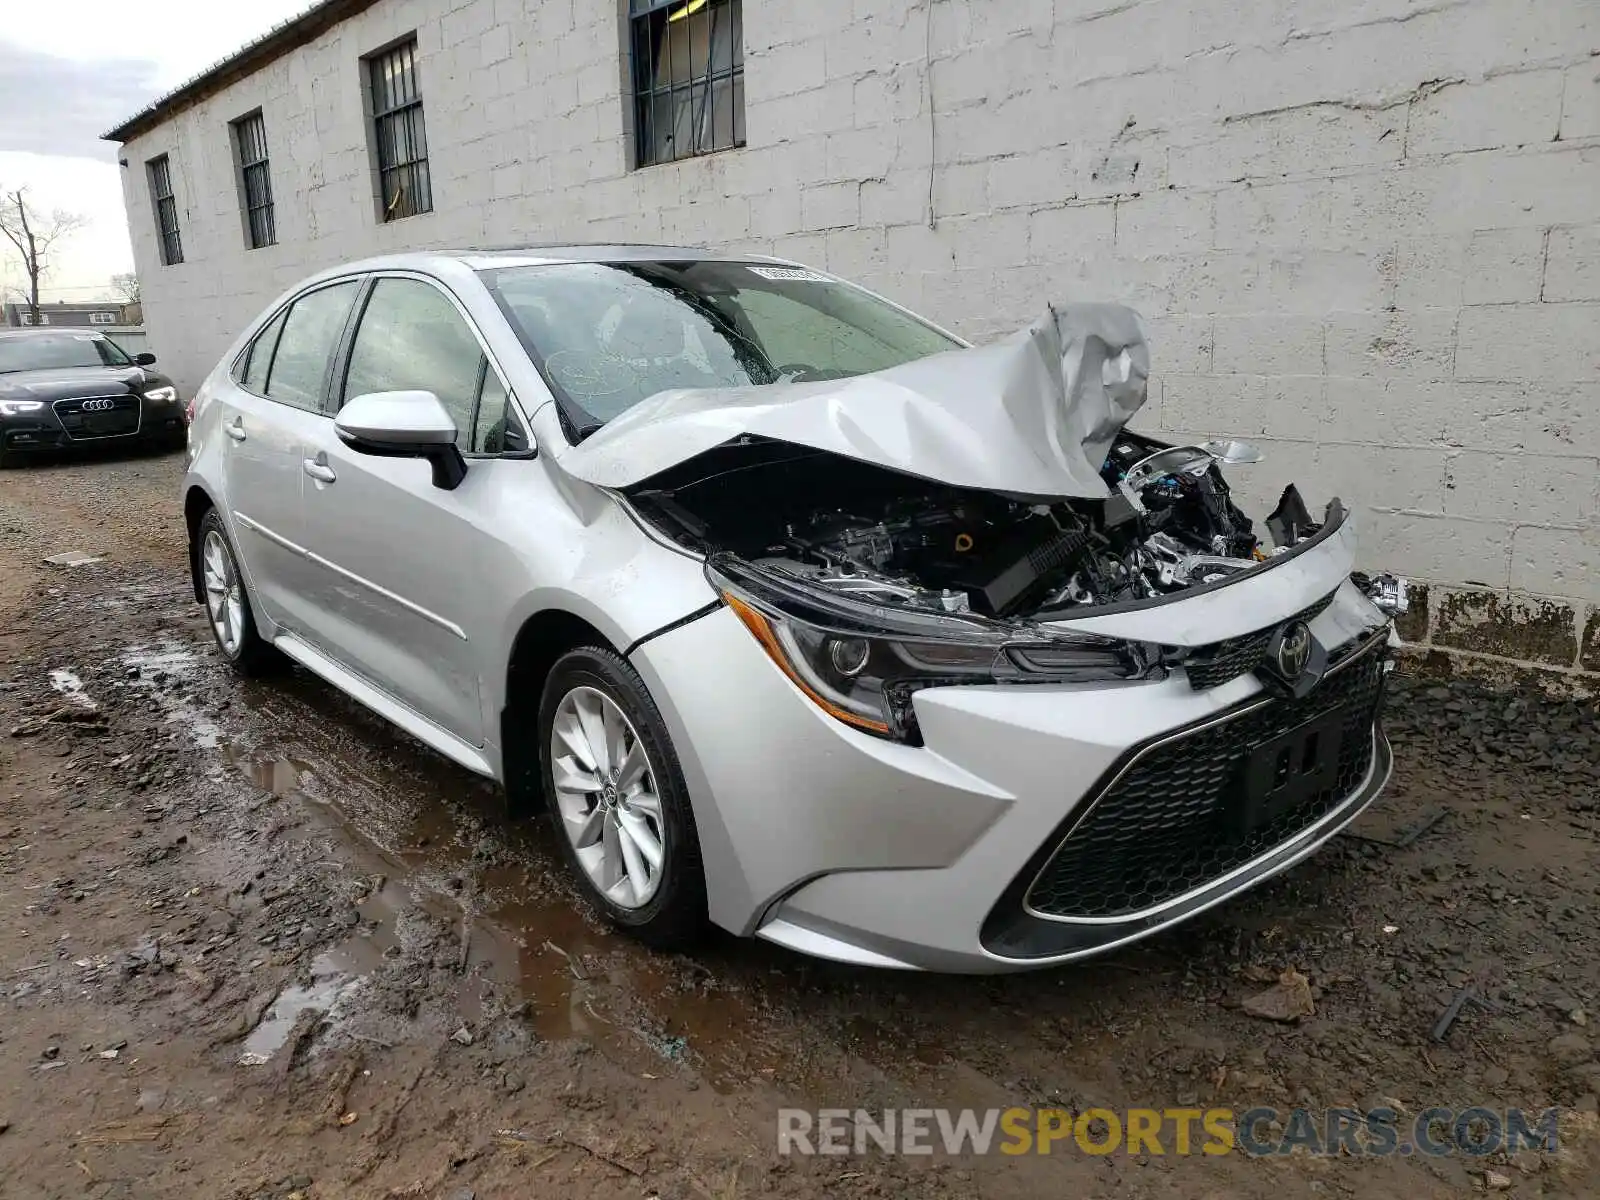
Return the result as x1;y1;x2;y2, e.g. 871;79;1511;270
500;607;617;816
183;484;217;604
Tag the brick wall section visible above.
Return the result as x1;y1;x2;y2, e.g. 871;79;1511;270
117;0;1600;678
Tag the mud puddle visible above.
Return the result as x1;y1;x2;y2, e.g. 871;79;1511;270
114;638;792;1091
239;952;364;1066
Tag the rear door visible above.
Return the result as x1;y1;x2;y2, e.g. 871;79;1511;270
217;279;362;634
294;273;518;744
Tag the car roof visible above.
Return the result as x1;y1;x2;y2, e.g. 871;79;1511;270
330;244;800;275
0;326;114;339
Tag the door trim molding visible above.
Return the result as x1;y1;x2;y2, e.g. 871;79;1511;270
234;510;467;641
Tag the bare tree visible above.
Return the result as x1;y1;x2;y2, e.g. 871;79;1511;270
0;188;88;322
110;272;141;305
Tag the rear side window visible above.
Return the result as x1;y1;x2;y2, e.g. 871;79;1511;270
342;277;484;448
265;281;360;411
241;310;287;392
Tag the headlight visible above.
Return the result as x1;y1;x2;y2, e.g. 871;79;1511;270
143;386;178;403
708;557;1152;743
0;400;44;416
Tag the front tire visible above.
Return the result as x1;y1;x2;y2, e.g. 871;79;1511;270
196;510;276;676
538;646;707;949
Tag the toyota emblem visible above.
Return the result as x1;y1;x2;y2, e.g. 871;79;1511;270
1275;621;1313;679
81;398;117;412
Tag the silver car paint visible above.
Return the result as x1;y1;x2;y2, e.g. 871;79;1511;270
185;248;1391;973
556;302;1150;500
186;253;726;778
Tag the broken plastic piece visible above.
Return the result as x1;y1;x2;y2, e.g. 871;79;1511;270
1266;485;1315;549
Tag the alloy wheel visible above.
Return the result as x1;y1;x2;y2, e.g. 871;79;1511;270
201;529;245;657
550;685;666;909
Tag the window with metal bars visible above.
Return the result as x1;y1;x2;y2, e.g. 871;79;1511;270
367;39;432;221
232;111;277;249
630;0;745;168
147;155;182;266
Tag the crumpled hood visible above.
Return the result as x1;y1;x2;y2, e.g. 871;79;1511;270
554;303;1150;499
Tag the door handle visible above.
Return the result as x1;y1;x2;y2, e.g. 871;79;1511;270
225;418;247;442
303;458;337;484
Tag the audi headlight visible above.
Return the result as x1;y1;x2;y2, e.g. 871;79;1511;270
143;386;178;403
708;557;1152;743
0;400;44;416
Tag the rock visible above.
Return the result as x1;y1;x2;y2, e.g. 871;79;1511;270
1572;1008;1588;1028
451;1025;474;1046
1482;1065;1510;1088
1241;968;1316;1023
1484;1169;1513;1191
286;1176;312;1191
447;1190;476;1200
0;1120;8;1135
1548;1032;1593;1067
41;1046;59;1061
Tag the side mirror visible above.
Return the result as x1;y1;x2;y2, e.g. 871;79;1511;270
133;352;157;366
335;390;467;490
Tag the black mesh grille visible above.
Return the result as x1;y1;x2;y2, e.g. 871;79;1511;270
54;396;140;440
1180;591;1337;691
1026;639;1386;920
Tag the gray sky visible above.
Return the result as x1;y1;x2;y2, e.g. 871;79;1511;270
0;0;310;302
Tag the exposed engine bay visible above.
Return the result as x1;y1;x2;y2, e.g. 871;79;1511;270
627;432;1337;621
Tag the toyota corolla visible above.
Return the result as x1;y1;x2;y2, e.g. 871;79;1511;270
0;327;185;466
180;246;1405;972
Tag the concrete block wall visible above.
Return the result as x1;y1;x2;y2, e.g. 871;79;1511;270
117;0;1600;680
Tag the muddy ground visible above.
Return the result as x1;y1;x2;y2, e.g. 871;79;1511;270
1;448;1597;1199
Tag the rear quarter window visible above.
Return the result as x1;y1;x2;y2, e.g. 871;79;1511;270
240;310;288;393
262;282;360;411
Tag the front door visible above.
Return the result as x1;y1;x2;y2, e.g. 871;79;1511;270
294;275;503;744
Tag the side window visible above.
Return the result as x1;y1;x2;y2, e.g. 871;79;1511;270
470;368;526;455
265;282;359;411
241;310;287;392
342;278;483;448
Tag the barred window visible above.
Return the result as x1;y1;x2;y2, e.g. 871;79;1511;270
147;155;182;266
232;111;277;249
368;39;432;221
89;312;116;325
630;0;744;168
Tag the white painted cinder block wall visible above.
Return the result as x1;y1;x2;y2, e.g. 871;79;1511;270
116;0;1600;672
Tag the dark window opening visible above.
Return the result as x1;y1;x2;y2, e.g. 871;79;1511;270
630;0;745;168
147;155;183;266
232;111;277;249
367;39;432;220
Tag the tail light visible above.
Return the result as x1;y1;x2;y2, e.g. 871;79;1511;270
185;395;197;425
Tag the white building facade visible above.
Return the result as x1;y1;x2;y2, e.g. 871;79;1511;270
107;0;1600;679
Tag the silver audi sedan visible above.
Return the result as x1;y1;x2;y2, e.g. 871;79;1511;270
182;246;1403;972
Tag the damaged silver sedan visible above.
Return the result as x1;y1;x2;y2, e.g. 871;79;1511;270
181;247;1406;972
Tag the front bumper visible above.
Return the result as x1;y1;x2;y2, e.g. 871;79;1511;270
631;579;1395;973
1;393;184;454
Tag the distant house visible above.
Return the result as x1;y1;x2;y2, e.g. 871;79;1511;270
3;301;140;328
